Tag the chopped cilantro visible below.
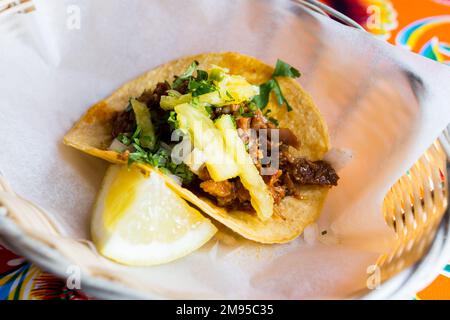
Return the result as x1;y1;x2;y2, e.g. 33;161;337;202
172;60;199;89
167;111;179;130
252;59;300;111
225;91;234;101
196;69;209;81
127;153;145;166
253;80;275;110
128;142;149;166
167;162;194;184
273;59;301;78
172;61;217;97
204;105;214;116
128;142;192;183
268;117;279;127
147;147;170;168
131;125;142;140
132;142;146;154
117;133;131;146
125;119;194;184
188;79;217;97
272;78;293;111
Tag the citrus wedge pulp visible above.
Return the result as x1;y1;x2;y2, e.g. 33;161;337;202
91;164;217;266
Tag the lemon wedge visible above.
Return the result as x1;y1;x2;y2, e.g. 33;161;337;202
91;164;217;266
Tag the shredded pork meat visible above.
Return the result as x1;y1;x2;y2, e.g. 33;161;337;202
111;84;339;214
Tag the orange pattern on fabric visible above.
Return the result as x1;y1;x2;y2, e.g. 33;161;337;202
417;275;450;300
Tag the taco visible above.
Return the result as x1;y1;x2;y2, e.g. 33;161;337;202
64;52;338;244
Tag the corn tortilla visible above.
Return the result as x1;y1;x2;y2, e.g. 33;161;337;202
64;52;331;244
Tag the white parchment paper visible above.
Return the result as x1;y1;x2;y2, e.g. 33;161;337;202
1;0;450;299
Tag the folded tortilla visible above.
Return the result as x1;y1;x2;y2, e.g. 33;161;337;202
64;52;331;244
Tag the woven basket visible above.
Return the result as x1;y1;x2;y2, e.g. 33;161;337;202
379;140;448;281
0;0;449;299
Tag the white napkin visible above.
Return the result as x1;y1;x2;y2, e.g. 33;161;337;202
0;0;449;299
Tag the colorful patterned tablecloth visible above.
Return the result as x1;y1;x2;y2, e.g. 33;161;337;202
0;0;449;300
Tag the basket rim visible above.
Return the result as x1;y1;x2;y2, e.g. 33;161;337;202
0;215;153;300
0;0;448;300
361;207;450;299
1;206;450;300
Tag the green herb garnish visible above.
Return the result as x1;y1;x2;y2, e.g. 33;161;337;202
131;125;142;140
272;78;293;112
167;111;179;130
252;59;301;111
273;59;301;78
252;80;274;110
268;117;279;127
172;60;199;89
173;62;217;97
204;105;214;116
117;133;131;146
125;114;193;184
128;142;149;166
196;69;209;81
167;162;194;184
188;78;217;97
147;147;170;168
225;91;234;102
171;60;218;98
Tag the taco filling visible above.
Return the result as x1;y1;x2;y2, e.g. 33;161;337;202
108;61;339;221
